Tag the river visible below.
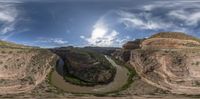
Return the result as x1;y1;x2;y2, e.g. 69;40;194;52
50;55;129;94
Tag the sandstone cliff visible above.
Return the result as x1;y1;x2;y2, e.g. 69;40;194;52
129;32;200;95
112;39;144;62
0;43;58;94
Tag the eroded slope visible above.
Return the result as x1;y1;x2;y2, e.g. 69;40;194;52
130;32;200;95
0;47;58;94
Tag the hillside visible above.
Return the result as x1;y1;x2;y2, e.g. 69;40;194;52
0;41;58;94
0;40;32;48
129;32;200;95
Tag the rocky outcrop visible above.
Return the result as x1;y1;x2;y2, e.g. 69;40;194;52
123;39;143;50
0;47;58;94
112;49;131;62
112;39;144;62
130;32;200;95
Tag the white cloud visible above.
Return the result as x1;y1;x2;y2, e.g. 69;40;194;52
115;36;132;45
169;10;200;26
0;11;15;22
83;0;200;47
0;0;22;3
1;25;14;34
1;28;29;40
53;39;68;44
142;1;200;11
90;28;107;39
117;10;182;31
81;10;132;47
116;1;200;33
142;4;156;11
0;4;19;35
0;0;49;3
35;37;68;45
80;35;85;39
120;17;163;30
82;26;119;47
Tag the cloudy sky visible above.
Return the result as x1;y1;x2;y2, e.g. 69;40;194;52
0;0;200;47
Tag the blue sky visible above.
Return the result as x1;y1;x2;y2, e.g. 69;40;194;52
0;0;200;47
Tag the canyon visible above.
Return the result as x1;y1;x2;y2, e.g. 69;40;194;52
0;32;200;99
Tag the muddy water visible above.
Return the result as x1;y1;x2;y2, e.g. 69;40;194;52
51;55;129;94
